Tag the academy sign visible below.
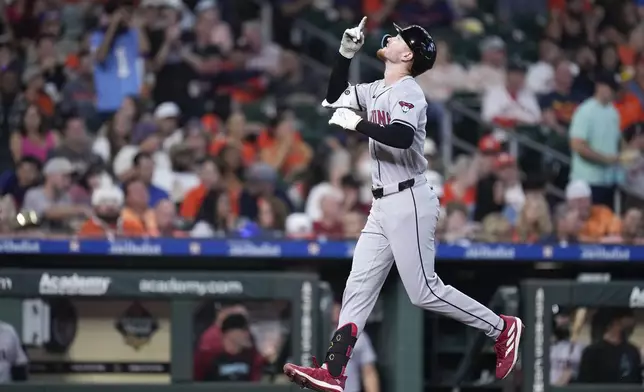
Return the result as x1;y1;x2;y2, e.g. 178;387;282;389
39;273;111;296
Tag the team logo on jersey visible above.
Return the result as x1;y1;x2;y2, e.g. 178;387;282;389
398;101;415;113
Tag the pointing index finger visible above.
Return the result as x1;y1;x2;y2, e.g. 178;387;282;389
358;16;367;32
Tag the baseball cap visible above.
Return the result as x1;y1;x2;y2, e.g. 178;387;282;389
154;102;180;119
479;36;505;53
285;213;313;239
246;163;278;183
163;0;183;10
221;313;249;333
43;157;74;176
91;186;124;207
132;121;159;145
195;0;217;13
565;180;591;200
478;134;501;153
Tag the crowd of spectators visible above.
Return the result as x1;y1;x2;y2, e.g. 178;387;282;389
0;0;642;245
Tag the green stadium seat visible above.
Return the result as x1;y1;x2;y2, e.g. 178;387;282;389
241;101;269;123
293;104;328;145
300;9;329;28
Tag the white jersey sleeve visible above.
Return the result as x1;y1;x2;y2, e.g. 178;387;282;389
388;81;427;130
0;322;27;366
323;83;370;112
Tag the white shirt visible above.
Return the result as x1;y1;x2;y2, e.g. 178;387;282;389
246;43;282;73
550;340;584;384
526;61;555;95
0;321;28;383
154;170;200;203
504;183;525;212
162;129;184;152
92;136;112;163
416;63;469;102
467;63;505;92
305;183;337;221
112;145;172;180
624;155;644;198
482;85;542;126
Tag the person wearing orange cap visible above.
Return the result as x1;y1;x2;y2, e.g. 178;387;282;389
476;134;502;177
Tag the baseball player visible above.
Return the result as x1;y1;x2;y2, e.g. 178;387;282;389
0;321;28;383
283;17;524;392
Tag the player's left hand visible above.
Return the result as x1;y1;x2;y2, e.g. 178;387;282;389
329;108;362;131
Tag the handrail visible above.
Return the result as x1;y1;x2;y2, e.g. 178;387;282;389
249;0;273;45
448;100;572;165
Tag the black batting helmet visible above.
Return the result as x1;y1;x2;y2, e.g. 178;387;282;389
381;23;437;76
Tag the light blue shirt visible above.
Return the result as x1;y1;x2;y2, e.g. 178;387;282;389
90;29;141;112
569;98;621;186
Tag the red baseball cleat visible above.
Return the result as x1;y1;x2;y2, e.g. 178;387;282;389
284;358;346;392
495;315;524;379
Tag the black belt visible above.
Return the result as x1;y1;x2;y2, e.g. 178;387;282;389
372;178;415;199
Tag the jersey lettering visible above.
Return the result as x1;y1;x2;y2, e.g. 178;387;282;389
369;110;391;126
357;77;428;187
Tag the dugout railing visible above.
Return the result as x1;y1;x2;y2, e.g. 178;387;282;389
521;279;644;392
0;267;422;392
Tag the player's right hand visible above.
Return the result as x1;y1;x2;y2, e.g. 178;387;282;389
339;16;367;59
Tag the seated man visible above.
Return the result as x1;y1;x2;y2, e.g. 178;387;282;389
77;186;145;238
22;157;90;233
564;180;621;242
577;309;641;384
198;313;265;382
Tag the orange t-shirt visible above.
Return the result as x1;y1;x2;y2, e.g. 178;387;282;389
257;130;310;176
614;92;644;130
441;181;476;207
77;217;147;237
34;92;55;117
180;184;207;220
209;139;257;166
579;205;622;242
121;207;158;236
618;45;636;67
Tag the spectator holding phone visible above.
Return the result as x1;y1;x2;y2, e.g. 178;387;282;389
90;0;149;121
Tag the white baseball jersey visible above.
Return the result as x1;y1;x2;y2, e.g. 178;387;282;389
550;340;584;384
336;76;428;187
0;321;28;383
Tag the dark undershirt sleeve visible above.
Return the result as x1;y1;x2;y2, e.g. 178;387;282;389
11;365;27;381
325;53;352;103
355;121;415;149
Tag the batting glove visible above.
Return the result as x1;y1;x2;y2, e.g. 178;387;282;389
339;16;367;59
329;108;362;131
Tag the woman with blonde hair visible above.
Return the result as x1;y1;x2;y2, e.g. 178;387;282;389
479;213;513;243
515;195;553;243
